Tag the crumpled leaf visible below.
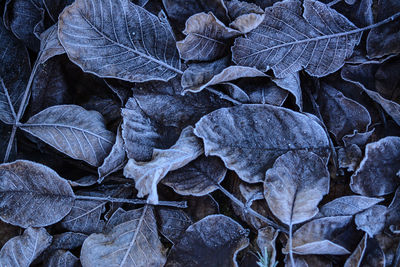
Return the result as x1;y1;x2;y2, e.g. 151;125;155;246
177;12;240;61
4;0;45;51
367;0;400;58
320;195;383;217
122;86;229;161
20;105;115;167
0;227;52;266
124;126;203;204
194;104;330;183
165;214;249;267
350;136;400;196
81;206;166;267
44;250;79;267
162;0;229;30
232;0;362;78
0;160;75;228
226;0;265;33
355;205;387;237
264;151;329;226
58;0;182;82
287;216;352;255
317;83;371;143
163;155;226;196
98;127;127;182
157;207;193;244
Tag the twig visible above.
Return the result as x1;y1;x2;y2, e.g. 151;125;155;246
206;87;243;105
288;223;296;267
218;185;288;233
327;0;341;7
75;194;188;208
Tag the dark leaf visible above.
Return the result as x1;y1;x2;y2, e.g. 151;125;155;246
350;136;400;196
81;206;167;267
43;0;74;22
0;221;20;248
165;214;249;267
0;227;52;266
58;0;182;82
20;105;115;167
337;144;363;172
163;155;226;196
232;0;362;78
123;126;203;204
194;104;330;183
0;160;75;228
264;151;329;226
157;207;193;244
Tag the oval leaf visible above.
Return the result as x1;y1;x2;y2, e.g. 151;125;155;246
0;160;75;228
264;151;329;226
20;105;115;167
232;0;362;78
58;0;181;82
194;104;330;183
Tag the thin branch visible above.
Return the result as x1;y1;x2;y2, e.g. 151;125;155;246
327;0;341;7
75;194;188;208
206;87;243;105
218;185;288;233
289;223;295;267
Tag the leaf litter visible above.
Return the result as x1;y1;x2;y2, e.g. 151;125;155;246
0;0;400;266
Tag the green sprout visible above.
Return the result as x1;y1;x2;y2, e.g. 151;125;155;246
256;247;278;267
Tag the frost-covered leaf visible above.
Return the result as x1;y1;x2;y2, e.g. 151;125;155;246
20;105;115;167
317;83;371;143
98;127;127;182
232;0;362;78
124;126;203;204
157;207;193;244
194;104;330;183
344;234;368;267
272;72;302;110
0;160;75;228
0;221;20;248
226;1;265;33
264;151;329;226
337;144;363;172
367;0;400;58
81;206;166;267
0;227;52;266
350;136;400;196
287;216;352;255
355;205;387;237
256;226;279;267
163;155;226;196
44;250;79;267
320;195;383;217
165;215;249;267
386;187;400;234
58;0;181;82
4;0;45;51
61;200;106;234
177;12;240;61
38;24;65;64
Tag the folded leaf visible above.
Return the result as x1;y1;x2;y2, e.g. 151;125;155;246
350;136;400;196
320;195;383;217
0;160;75;228
177;12;240;61
232;0;362;78
20;105;115;166
194;104;330;183
124;126;203;204
58;0;181;82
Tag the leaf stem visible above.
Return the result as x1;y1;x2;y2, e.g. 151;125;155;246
3;57;41;162
327;0;341;7
206;87;242;105
75;195;188;208
289;223;295;267
218;185;288;233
